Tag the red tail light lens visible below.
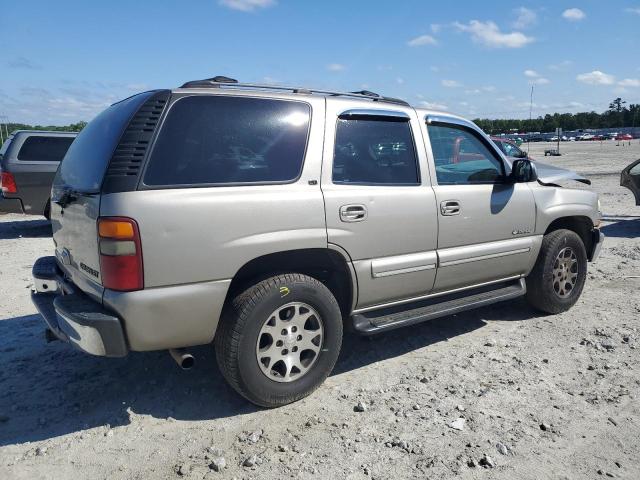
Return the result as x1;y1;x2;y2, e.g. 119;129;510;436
98;217;143;291
1;171;18;194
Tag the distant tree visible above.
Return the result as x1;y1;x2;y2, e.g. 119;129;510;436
608;97;627;113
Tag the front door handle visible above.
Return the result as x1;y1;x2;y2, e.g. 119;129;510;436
440;200;461;216
340;204;367;222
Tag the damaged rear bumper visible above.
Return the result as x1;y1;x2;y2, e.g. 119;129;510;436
31;256;128;357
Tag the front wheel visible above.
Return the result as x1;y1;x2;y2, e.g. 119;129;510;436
215;273;343;407
525;229;588;314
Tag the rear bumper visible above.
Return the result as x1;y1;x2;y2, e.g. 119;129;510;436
0;194;25;214
589;228;605;262
31;256;127;357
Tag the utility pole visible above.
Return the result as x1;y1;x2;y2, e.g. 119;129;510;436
527;84;534;153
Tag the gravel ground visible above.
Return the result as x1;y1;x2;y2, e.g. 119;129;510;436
1;141;639;479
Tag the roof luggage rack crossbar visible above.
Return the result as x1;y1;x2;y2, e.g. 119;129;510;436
179;77;410;107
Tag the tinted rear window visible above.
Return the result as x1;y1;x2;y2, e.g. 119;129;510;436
143;95;310;187
54;92;155;192
17;136;75;162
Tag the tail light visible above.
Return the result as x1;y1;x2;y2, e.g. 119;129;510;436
98;217;143;291
1;171;17;194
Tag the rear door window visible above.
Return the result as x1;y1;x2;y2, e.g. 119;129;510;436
17;136;75;162
332;117;419;185
143;95;311;187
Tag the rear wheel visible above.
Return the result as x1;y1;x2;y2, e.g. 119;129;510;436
525;229;587;314
215;273;343;407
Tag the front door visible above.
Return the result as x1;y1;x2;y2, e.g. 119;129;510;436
321;101;438;310
424;119;539;292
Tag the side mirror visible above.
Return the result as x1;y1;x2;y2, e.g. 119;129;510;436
515;150;529;159
511;158;537;183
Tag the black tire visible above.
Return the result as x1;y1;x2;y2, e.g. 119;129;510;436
215;273;343;407
525;229;587;314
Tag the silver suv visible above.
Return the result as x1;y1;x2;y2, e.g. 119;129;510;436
31;77;604;407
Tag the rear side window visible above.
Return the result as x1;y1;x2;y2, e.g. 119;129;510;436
17;136;74;162
332;118;419;185
55;92;156;192
143;96;311;187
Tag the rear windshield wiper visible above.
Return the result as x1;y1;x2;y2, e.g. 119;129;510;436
52;186;98;208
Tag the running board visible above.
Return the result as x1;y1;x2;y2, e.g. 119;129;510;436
351;278;526;335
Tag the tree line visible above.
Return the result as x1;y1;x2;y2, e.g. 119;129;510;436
474;98;640;135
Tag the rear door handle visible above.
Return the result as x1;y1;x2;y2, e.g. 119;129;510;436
440;200;461;216
340;204;367;222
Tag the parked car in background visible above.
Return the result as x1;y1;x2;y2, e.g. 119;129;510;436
0;130;77;218
491;137;532;159
621;159;640;205
616;134;634;141
30;78;603;407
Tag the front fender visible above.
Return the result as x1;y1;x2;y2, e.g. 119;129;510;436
530;184;600;234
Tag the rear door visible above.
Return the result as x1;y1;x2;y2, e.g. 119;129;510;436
51;91;166;300
423;117;538;292
321;100;438;310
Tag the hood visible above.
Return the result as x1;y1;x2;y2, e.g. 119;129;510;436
505;157;591;187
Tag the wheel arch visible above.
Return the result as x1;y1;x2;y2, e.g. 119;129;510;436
544;215;594;256
225;247;357;320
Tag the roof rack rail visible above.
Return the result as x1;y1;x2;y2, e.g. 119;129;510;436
178;77;410;107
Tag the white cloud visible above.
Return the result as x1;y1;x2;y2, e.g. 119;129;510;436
547;60;573;71
562;8;586;21
219;0;276;12
453;20;534;48
482;85;496;92
619;78;640;87
420;101;449;111
407;34;438;47
327;63;345;72
7;56;41;70
441;79;462;88
430;24;442;33
576;70;615;85
430;66;440;73
396;77;405;85
532;77;550;85
625;7;640;15
512;7;537;29
524;70;549;84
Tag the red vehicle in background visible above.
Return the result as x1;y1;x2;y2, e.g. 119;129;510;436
616;133;634;141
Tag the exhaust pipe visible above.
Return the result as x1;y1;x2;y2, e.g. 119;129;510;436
169;348;195;370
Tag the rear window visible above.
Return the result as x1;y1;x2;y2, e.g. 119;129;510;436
17;136;75;162
54;92;155;192
0;136;13;162
143;95;310;187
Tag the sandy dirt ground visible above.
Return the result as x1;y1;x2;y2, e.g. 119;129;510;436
1;141;639;479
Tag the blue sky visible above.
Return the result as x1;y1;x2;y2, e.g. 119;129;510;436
1;0;639;125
